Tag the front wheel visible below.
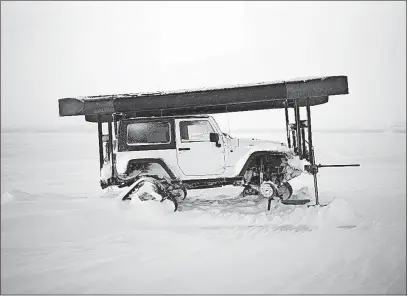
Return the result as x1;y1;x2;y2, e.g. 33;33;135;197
259;181;277;199
276;182;293;200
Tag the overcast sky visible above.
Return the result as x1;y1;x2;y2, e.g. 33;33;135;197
1;1;406;131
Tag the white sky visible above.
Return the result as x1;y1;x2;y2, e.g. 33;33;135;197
1;1;406;131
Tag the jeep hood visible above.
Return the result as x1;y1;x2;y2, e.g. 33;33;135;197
225;138;293;154
235;137;309;171
237;137;286;148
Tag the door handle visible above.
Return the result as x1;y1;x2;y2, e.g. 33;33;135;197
178;148;191;151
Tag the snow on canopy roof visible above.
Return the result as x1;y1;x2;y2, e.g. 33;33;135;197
72;76;331;100
58;75;348;122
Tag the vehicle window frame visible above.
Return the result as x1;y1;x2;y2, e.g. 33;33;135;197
126;121;172;146
179;120;215;143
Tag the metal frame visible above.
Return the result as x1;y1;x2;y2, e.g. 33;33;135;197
97;98;360;206
97;98;360;207
59;76;348;119
284;97;360;206
97;116;104;171
97;116;116;187
93;93;360;206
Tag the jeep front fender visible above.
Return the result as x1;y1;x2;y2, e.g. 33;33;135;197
235;150;289;176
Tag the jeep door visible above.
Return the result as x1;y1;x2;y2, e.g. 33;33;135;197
175;119;226;176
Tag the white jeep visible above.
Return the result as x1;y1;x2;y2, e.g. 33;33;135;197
59;76;353;210
100;114;304;209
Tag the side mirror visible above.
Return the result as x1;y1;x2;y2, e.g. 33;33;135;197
210;133;221;147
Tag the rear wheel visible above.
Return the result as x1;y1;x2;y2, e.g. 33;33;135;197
168;185;187;201
161;195;178;212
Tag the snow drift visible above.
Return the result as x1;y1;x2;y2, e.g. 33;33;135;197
1;131;406;294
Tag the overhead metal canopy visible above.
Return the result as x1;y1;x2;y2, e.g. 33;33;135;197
58;75;348;123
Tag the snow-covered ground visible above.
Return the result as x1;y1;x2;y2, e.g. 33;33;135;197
1;130;406;294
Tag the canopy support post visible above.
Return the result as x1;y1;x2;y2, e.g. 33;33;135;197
301;125;307;159
284;100;291;148
108;121;114;178
306;98;319;206
294;98;302;157
97;116;104;171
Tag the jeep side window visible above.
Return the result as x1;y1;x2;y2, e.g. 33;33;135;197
180;120;215;142
127;122;171;145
